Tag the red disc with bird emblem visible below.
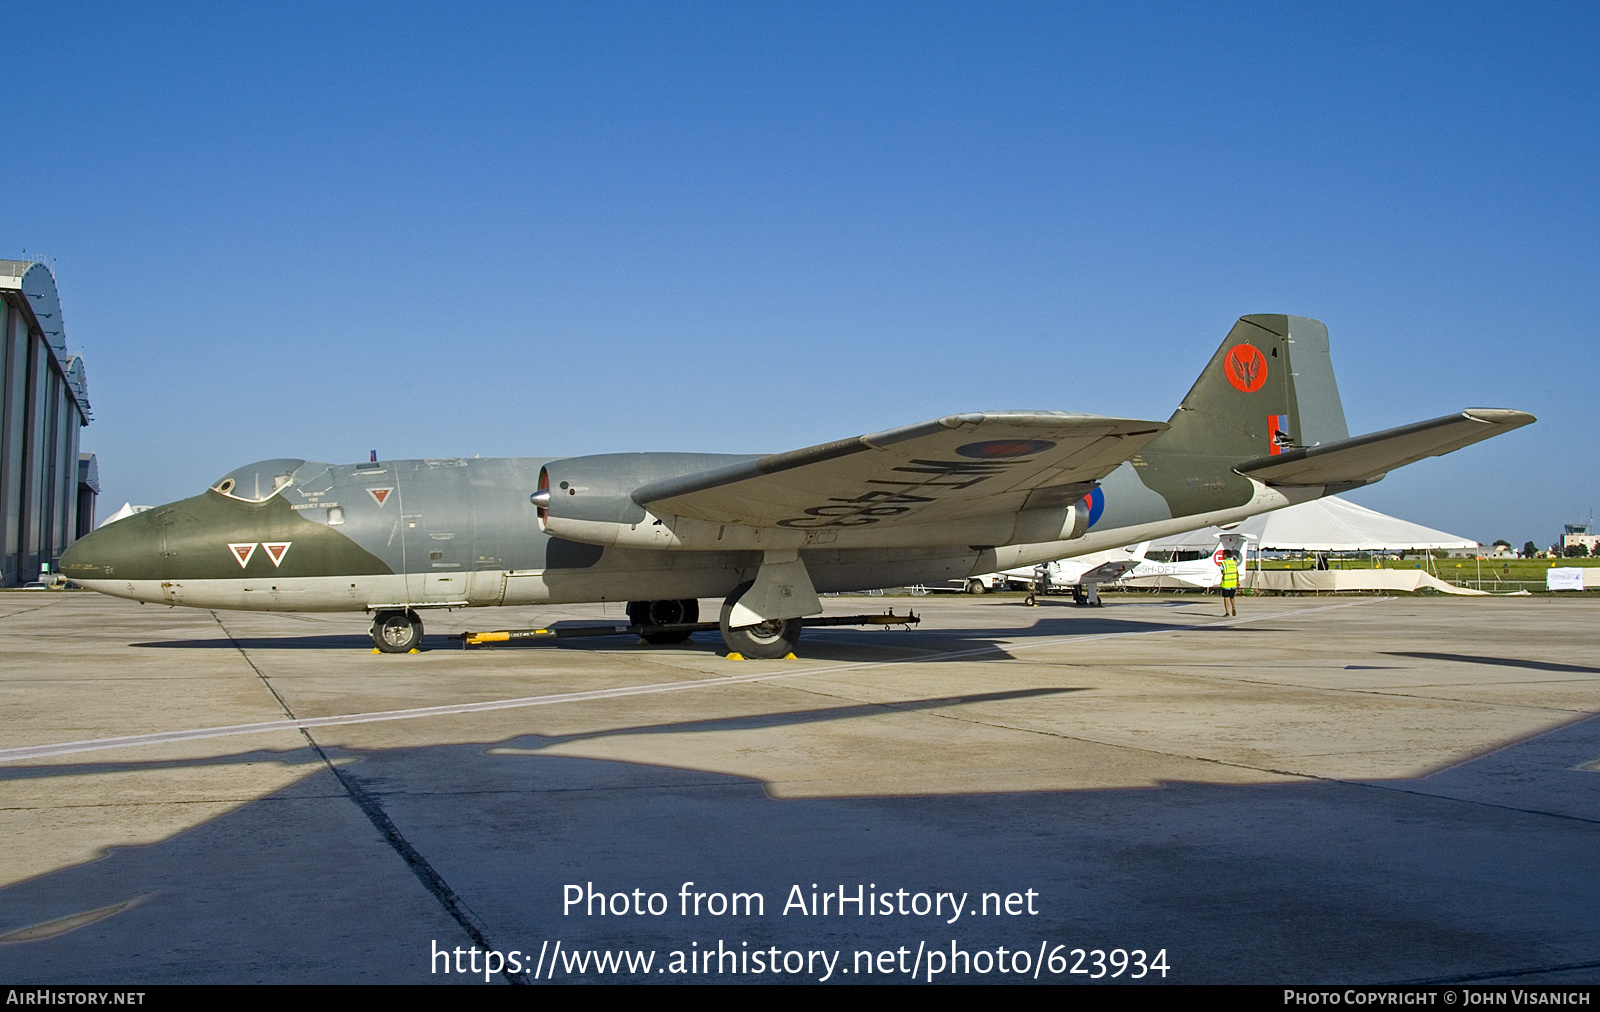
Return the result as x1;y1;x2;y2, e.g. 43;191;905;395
1224;344;1268;393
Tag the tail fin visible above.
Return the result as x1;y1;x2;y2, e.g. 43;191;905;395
1145;315;1349;459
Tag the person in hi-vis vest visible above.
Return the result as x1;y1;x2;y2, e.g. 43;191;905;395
1220;551;1240;616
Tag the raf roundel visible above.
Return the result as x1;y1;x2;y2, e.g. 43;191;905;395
1083;487;1105;528
954;439;1056;459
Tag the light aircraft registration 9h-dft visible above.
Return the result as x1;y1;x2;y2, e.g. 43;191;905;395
62;315;1533;658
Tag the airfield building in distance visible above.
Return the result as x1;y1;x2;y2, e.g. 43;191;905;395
0;260;93;586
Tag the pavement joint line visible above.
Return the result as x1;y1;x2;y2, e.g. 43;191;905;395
209;609;521;984
210;610;299;726
1415;706;1600;778
0;799;328;810
0;598;1379;765
765;680;1328;781
0;601;65;622
1251;685;1600;713
1347;778;1600;827
328;781;756;798
1019;656;1600;710
1398;957;1600;984
1103;671;1600;714
757;674;1333;776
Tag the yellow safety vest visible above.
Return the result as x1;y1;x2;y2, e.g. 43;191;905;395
1220;558;1238;589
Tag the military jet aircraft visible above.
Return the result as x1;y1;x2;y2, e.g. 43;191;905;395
61;315;1533;658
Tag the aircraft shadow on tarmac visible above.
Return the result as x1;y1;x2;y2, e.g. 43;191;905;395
131;634;375;650
480;688;1087;751
125;607;1278;661
0;688;1086;788
761;613;1281;664
1;709;1599;984
1384;651;1600;675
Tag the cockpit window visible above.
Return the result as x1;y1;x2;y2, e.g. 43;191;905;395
209;458;309;502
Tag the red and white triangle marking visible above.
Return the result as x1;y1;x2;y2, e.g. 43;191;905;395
368;487;393;507
261;542;292;567
228;543;257;568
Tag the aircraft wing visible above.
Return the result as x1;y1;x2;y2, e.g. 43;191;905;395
633;411;1168;529
1236;409;1535;487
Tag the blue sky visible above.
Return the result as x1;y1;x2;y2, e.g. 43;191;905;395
10;2;1596;547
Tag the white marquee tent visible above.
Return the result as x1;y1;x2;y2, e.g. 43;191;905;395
99;502;153;528
1146;496;1479;553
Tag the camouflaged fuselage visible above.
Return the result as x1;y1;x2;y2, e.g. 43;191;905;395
60;447;1301;613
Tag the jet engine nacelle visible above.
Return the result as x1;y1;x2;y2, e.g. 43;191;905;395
534;460;649;528
1020;495;1092;545
535;453;741;550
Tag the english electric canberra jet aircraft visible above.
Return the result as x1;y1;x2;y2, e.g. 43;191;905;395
62;315;1533;658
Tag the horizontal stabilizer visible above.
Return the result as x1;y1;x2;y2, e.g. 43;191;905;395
1236;409;1534;487
1078;559;1142;584
634;411;1167;529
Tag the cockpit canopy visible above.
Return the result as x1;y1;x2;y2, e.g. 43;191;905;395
209;458;310;502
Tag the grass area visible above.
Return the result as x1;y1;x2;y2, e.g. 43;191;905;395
1242;554;1597;594
1256;557;1600;580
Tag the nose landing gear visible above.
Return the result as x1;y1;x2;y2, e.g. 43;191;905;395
372;609;424;652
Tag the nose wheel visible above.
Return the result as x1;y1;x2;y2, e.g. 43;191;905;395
372;609;423;652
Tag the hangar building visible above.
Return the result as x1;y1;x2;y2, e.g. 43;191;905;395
1;260;92;586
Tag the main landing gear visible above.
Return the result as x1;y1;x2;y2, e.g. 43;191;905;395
452;554;899;659
458;602;916;651
626;599;700;644
714;551;818;659
453;590;803;657
718;581;801;660
372;609;424;652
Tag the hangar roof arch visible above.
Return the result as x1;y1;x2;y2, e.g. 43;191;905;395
0;259;90;419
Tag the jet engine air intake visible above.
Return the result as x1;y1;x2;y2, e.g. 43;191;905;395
533;458;650;543
531;468;551;521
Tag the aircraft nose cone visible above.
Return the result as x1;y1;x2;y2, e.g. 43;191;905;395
60;510;164;583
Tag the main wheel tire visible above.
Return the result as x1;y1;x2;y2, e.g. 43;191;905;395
372;609;423;653
965;578;988;595
719;582;802;659
626;599;700;644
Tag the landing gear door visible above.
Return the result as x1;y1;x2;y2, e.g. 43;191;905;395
467;570;505;605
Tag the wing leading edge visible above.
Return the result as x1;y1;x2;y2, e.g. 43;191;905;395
633;411;1168;531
